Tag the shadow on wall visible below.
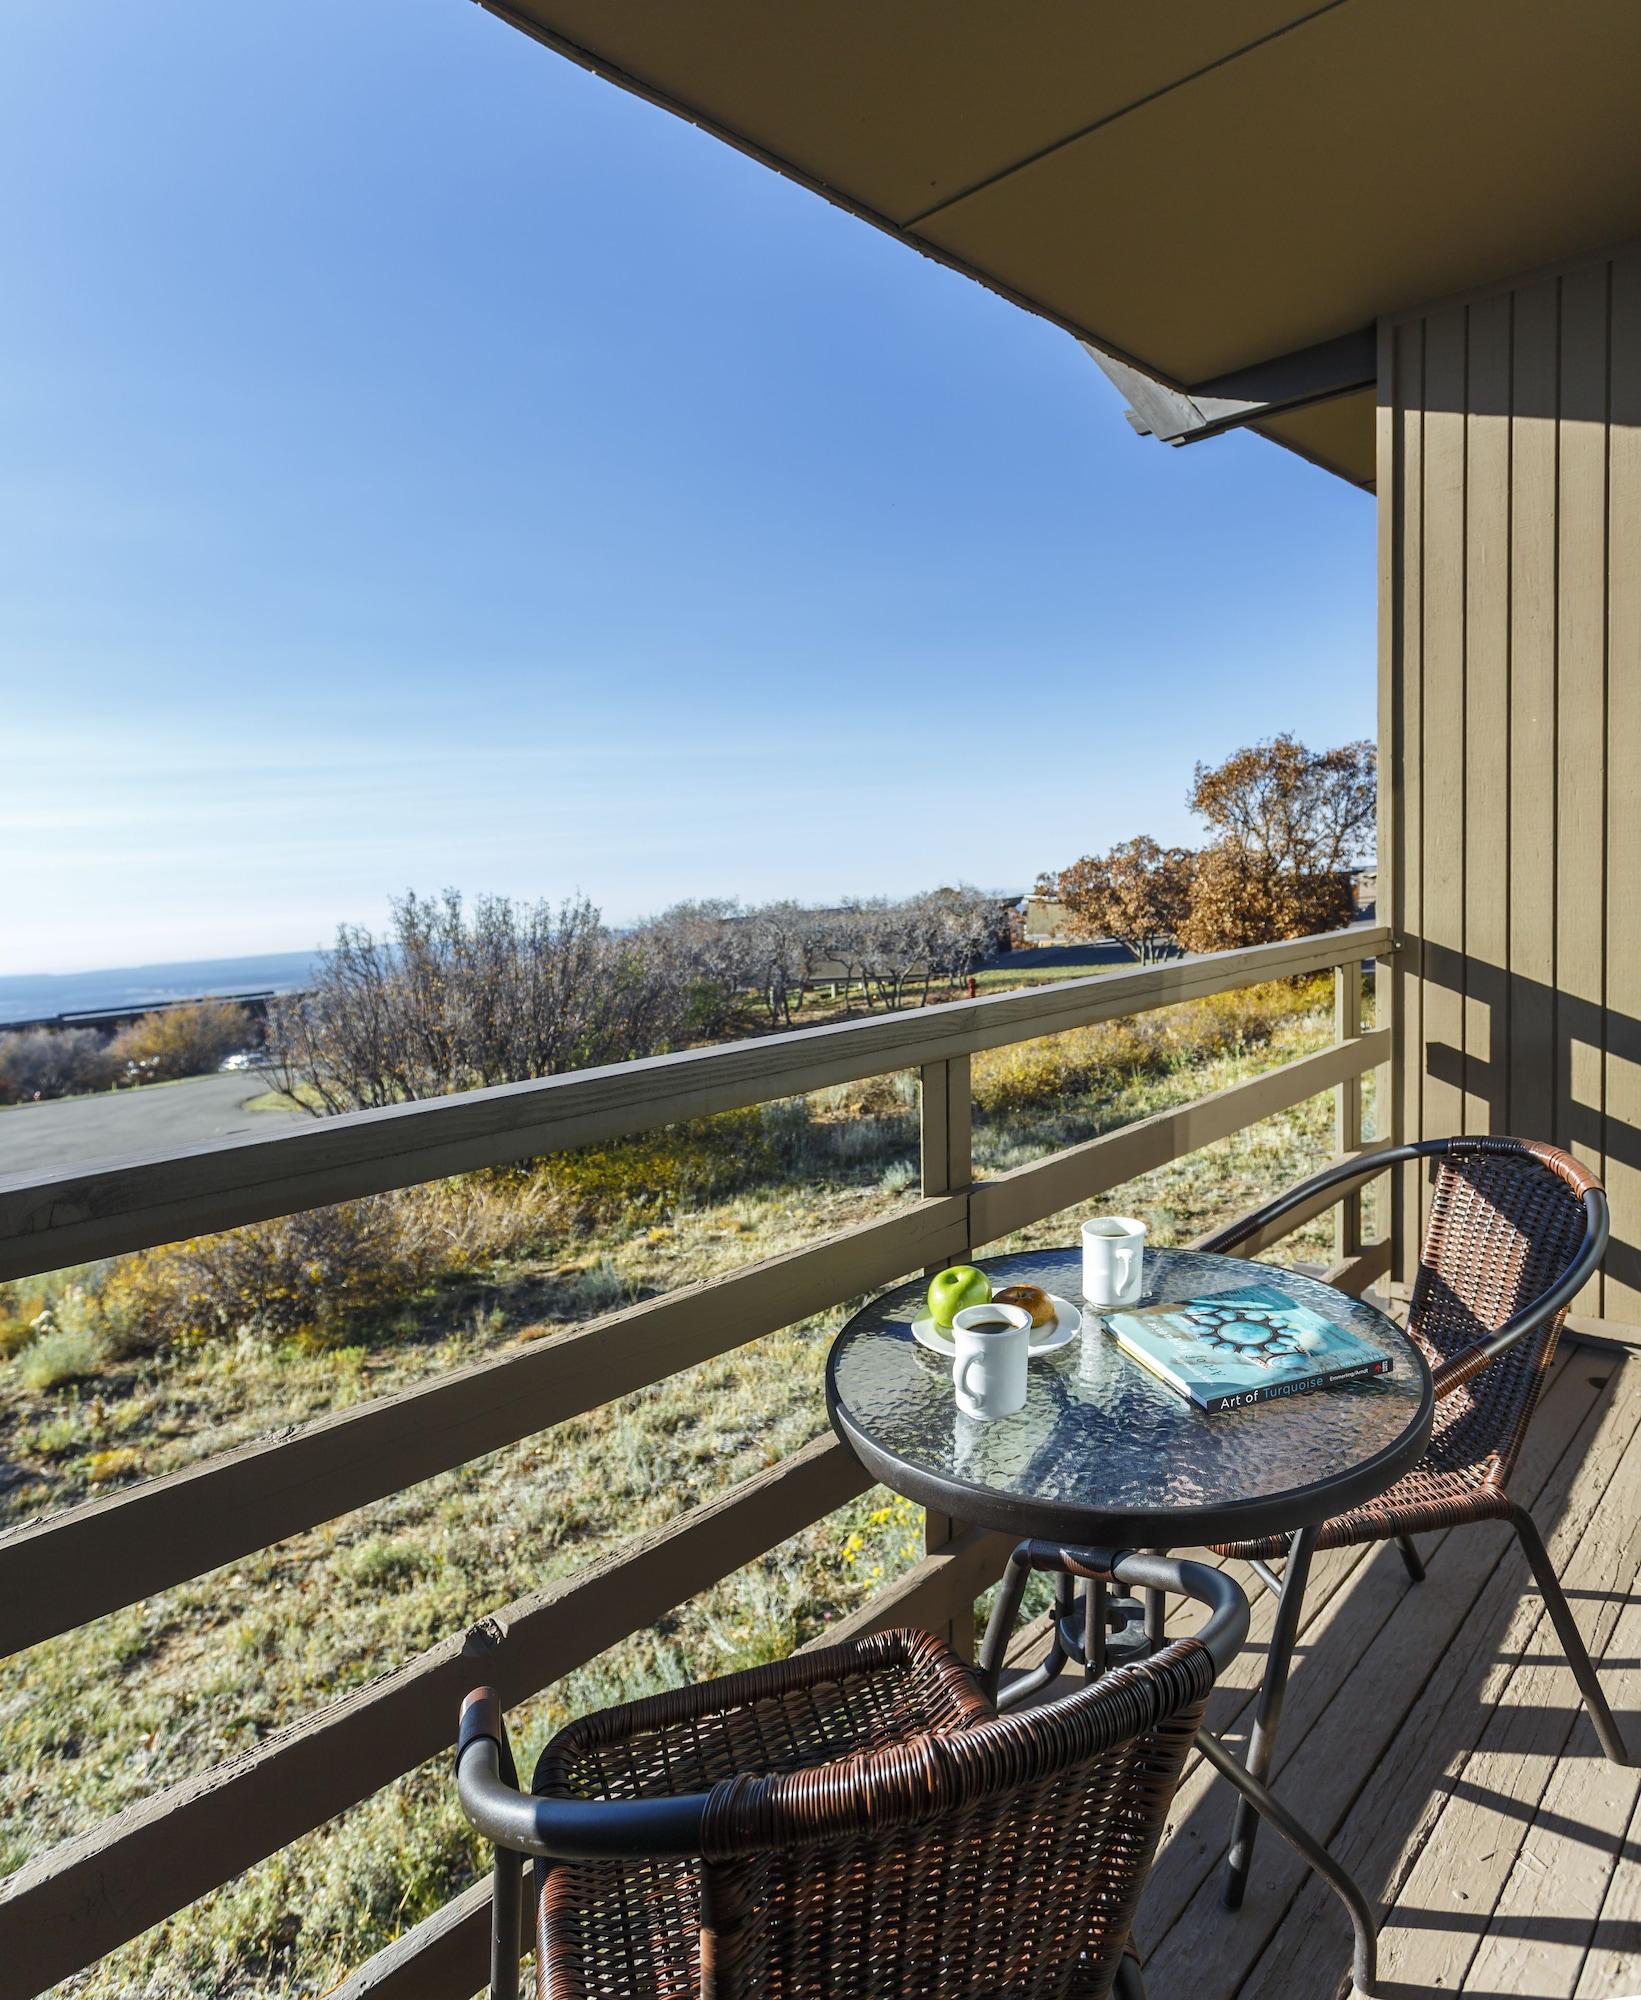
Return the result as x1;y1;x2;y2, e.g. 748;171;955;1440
1412;936;1641;1303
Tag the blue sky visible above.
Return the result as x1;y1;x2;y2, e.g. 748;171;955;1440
0;1;1374;974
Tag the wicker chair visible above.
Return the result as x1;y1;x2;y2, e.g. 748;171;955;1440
1197;1134;1631;1910
455;1552;1249;2000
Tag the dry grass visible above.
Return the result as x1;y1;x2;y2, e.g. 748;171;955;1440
0;981;1369;1997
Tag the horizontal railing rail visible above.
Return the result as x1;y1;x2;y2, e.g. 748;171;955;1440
0;924;1393;2000
0;1199;968;1659
0;1436;875;1997
0;924;1389;1281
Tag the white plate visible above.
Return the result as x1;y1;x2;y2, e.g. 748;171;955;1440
912;1294;1082;1359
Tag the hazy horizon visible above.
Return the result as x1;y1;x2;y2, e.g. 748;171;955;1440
3;2;1374;976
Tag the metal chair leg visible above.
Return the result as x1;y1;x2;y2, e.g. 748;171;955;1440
1223;1522;1317;1909
995;1581;1074;1711
1113;1945;1148;1999
490;1846;523;2000
1396;1533;1426;1583
1509;1502;1631;1766
1247;1557;1286;1603
1196;1727;1377;1996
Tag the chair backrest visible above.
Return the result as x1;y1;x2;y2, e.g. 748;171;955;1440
1412;1136;1600;1484
678;1636;1215;2000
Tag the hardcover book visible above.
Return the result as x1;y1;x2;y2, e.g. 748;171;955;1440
1105;1282;1393;1413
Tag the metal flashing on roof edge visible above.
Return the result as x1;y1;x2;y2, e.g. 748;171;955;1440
1084;325;1376;447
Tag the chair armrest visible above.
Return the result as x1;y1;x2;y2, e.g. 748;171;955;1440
456;1635;988;1863
456;1685;711;1863
1429;1343;1495;1398
1195;1147;1395;1256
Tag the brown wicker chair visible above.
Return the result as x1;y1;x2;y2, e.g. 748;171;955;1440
1197;1134;1631;1910
455;1552;1248;2000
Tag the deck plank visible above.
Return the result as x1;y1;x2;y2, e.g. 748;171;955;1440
1369;1369;1641;1997
1571;1763;1641;1998
993;1351;1641;2000
1218;1352;1633;1998
1461;1579;1641;2000
1140;1350;1623;1996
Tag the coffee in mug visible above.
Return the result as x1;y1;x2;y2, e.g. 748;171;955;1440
950;1302;1031;1420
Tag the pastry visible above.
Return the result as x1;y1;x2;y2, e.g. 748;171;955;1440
993;1282;1057;1330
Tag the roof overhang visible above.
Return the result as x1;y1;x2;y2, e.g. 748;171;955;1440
476;1;1641;490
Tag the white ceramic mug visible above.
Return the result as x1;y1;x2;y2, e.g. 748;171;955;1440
1082;1216;1147;1307
950;1302;1031;1421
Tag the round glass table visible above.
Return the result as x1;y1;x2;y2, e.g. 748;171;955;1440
827;1244;1431;1987
825;1245;1433;1552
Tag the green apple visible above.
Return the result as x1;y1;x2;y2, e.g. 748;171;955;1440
927;1264;991;1329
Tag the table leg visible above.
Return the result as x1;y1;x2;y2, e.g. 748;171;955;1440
1145;1546;1168;1650
1084;1576;1107;1681
979;1550;1072;1707
1222;1522;1317;1909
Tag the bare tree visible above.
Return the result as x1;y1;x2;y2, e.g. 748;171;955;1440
635;899;751;1037
262;890;689;1113
741;901;812;1025
812;904;871;1010
914;886;1009;997
0;1027;112;1103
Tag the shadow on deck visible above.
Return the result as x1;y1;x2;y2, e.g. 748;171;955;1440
1000;1342;1641;1999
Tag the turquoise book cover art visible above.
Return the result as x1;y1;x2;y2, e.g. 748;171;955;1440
1106;1281;1393;1413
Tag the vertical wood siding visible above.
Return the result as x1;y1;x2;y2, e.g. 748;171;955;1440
1382;242;1640;1317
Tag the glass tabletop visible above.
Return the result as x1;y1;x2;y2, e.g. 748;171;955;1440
826;1246;1433;1547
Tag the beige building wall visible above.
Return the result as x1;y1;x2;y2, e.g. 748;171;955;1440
1380;239;1641;1320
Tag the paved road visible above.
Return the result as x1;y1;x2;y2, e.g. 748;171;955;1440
0;1072;309;1179
0;949;1147;1184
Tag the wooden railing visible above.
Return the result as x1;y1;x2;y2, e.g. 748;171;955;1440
0;923;1392;2000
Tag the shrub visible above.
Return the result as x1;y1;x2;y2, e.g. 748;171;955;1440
972;979;1325;1117
536;1108;780;1226
108;999;251;1082
559;1257;630;1316
86;1447;144;1486
819;1073;918;1121
0;1026;112;1103
16;1326;108;1393
0;1311;37;1361
96;1178;550;1352
339;1537;435;1592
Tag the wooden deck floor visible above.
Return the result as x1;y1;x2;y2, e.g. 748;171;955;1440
1001;1341;1641;2000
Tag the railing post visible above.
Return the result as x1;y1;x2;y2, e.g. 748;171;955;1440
1334;961;1364;1261
919;1055;972;1239
919;1056;975;1658
1377;945;1408;1309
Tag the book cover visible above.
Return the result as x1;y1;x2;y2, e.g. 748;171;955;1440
1105;1282;1393;1413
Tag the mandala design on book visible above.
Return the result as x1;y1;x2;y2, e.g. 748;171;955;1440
1171;1305;1318;1368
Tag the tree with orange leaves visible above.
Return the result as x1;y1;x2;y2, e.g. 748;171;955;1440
1176;735;1373;952
1037;836;1196;964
